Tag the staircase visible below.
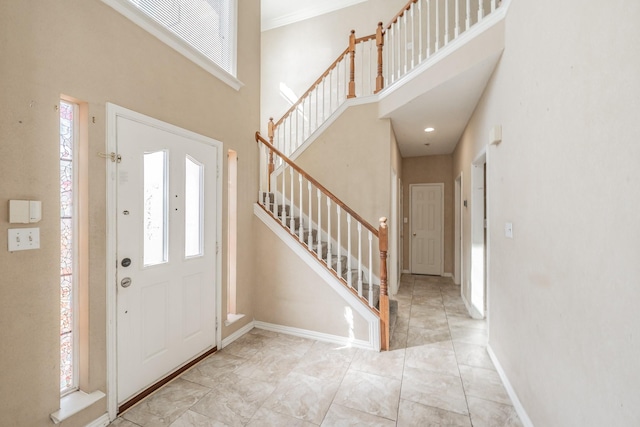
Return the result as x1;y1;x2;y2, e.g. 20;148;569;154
261;191;396;319
256;0;505;350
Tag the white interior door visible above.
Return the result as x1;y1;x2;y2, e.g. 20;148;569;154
115;115;218;404
410;184;443;275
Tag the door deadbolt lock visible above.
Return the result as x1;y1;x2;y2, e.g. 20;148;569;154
121;277;132;288
121;258;132;267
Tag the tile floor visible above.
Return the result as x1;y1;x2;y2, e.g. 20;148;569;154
110;275;523;426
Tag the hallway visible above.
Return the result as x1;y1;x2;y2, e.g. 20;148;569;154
110;275;522;426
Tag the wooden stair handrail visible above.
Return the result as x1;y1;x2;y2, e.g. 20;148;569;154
384;0;419;30
256;131;379;237
273;33;376;129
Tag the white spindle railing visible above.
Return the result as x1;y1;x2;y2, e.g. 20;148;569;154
383;0;501;89
257;133;383;311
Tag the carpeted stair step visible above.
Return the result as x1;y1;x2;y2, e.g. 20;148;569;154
261;192;274;204
329;254;348;273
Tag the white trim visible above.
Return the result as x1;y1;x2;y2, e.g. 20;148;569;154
443;272;453;278
461;286;483;319
402;269;411;274
377;2;509;103
487;345;534;427
106;103;224;419
50;390;106;424
408;183;445;275
254;203;380;351
254;321;375;350
262;0;368;31
100;0;243;91
221;320;256;348
85;413;111;427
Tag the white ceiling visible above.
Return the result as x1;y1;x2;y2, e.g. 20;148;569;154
261;0;367;31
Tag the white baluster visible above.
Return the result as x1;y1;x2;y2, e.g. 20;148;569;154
466;0;471;30
347;214;352;288
426;0;431;57
326;198;331;265
259;145;263;204
317;189;322;259
410;4;415;70
418;0;423;63
397;19;402;80
478;0;485;22
445;0;450;45
389;25;395;84
289;167;294;230
368;230;373;307
308;182;312;249
402;9;408;75
435;0;440;52
337;205;342;278
492;0;497;13
298;174;303;240
455;0;460;37
357;223;363;298
281;163;286;226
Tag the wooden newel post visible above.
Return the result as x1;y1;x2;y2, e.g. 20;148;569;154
379;217;390;351
348;30;356;99
375;22;385;94
267;118;275;191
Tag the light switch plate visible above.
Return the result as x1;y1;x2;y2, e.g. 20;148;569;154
8;228;40;251
505;222;513;239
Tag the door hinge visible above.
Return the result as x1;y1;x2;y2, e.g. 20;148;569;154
99;152;122;163
216;242;220;254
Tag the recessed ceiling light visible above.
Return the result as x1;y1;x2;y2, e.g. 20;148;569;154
424;127;435;133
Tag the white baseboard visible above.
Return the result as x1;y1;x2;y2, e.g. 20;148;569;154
461;291;483;319
221;320;255;348
85;413;110;427
402;269;411;274
487;345;534;427
443;272;453;278
254;321;376;351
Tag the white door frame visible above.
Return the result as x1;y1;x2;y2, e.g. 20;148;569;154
454;173;463;286
409;183;444;276
105;103;223;420
389;170;399;295
470;149;487;319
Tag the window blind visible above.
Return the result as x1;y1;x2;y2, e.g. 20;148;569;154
130;0;234;74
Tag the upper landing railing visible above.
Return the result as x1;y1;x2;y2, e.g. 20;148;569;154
268;0;503;157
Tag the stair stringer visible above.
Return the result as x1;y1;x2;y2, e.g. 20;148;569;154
254;203;381;351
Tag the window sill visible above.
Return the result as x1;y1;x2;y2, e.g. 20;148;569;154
225;313;245;326
50;390;106;424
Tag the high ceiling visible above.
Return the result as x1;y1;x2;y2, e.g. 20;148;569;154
261;0;367;31
261;1;506;157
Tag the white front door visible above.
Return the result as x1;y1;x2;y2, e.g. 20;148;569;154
115;113;219;404
410;184;443;275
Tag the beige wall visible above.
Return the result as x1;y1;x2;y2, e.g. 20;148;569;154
260;0;407;133
295;103;392;229
402;155;454;274
0;0;260;425
453;0;640;424
253;219;370;341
